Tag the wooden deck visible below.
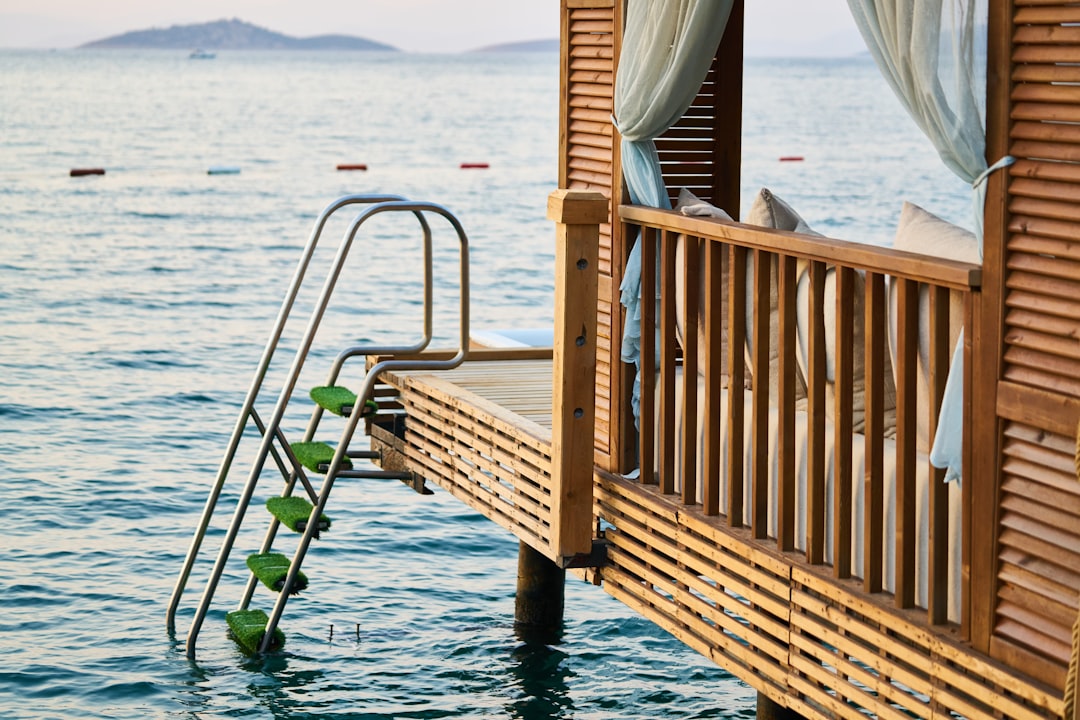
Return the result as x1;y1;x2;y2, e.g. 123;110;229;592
385;356;555;432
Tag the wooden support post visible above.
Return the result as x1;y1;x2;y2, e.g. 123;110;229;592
757;693;805;720
547;189;604;563
514;540;565;645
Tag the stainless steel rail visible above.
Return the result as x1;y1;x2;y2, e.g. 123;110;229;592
167;194;408;636
256;201;469;652
166;195;469;661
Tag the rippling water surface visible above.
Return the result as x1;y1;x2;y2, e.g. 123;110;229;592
0;49;969;719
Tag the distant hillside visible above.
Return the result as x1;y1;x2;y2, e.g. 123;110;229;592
473;39;558;53
80;18;397;51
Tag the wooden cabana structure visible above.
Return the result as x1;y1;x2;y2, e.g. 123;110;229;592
367;1;1080;718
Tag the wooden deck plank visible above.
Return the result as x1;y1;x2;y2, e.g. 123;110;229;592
385;358;556;432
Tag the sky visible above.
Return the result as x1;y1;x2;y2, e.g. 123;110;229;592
0;0;866;56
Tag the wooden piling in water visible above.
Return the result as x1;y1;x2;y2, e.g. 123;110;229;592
514;541;565;644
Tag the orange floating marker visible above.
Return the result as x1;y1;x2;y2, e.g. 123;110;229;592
460;162;489;169
337;163;368;171
70;168;105;177
779;156;804;162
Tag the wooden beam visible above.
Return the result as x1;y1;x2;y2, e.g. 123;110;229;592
971;0;1014;652
548;189;605;561
713;0;744;217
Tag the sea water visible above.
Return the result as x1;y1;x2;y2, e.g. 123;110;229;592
0;49;971;719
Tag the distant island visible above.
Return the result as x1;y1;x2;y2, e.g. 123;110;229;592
80;18;398;51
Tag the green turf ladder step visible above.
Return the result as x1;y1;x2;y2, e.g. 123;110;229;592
226;608;285;655
266;496;332;535
246;552;308;594
290;441;353;474
310;385;378;417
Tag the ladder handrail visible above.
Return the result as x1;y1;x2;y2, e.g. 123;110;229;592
259;201;470;652
167;193;411;635
178;199;468;659
234;205;436;611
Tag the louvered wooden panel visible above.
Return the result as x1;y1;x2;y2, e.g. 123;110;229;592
992;421;1080;687
652;2;742;215
1004;1;1080;404
561;1;617;460
656;65;722;206
563;3;614;229
986;0;1080;687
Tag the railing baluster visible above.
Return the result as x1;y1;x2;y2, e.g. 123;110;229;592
777;254;798;552
682;235;700;506
928;284;950;623
639;226;656;486
728;245;748;524
660;229;678;495
863;272;886;593
895;277;919;609
807;260;827;565
751;249;771;537
702;239;724;516
834;266;855;578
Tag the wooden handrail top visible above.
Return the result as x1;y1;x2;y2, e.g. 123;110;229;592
620;204;982;291
366;346;553;368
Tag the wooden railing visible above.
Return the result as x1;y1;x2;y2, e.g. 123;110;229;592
620;204;982;629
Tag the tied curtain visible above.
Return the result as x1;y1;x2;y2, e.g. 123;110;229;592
846;0;1002;482
616;0;734;422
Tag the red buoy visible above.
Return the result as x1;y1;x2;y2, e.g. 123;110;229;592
70;168;105;177
460;162;489;169
336;163;368;171
779;156;804;162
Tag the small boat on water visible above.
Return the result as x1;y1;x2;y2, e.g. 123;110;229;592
189;49;215;60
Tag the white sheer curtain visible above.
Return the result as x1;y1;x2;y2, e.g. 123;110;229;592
846;0;1006;482
616;0;734;422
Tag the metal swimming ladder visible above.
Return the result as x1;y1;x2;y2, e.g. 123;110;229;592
166;194;470;660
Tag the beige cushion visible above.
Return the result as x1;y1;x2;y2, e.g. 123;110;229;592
743;188;810;405
888;202;978;452
795;266;898;436
674;189;732;379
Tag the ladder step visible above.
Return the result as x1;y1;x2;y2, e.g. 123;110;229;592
226;609;285;655
246;552;308;594
291;441;353;473
266;496;332;534
310;386;378;417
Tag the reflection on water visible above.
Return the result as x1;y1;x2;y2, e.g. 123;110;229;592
508;643;574;720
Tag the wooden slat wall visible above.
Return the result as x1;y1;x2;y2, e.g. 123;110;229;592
560;0;621;468
656;66;723;207
656;1;743;218
986;0;1080;688
993;422;1079;688
1004;2;1080;404
594;470;1064;720
390;364;558;561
